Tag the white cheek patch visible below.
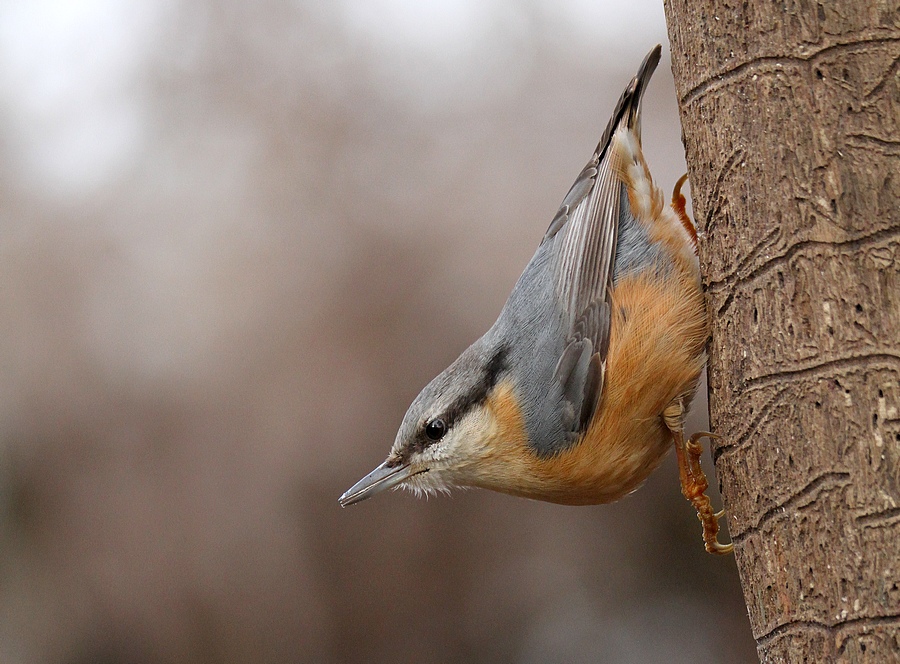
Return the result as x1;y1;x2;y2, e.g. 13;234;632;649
401;469;452;498
395;407;490;497
418;441;446;463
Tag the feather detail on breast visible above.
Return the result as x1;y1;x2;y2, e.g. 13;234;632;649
470;126;710;504
472;266;707;506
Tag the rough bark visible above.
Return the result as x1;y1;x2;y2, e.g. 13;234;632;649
663;2;900;662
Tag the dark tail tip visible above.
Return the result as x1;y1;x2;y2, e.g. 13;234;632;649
593;44;662;160
635;45;662;94
624;44;661;129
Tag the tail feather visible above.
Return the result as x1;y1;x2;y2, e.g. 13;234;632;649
593;44;660;162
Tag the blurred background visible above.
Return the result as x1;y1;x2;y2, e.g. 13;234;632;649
0;1;756;662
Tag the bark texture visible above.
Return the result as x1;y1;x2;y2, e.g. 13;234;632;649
664;1;900;661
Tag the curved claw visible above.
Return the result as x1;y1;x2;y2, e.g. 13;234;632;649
707;539;734;555
703;506;734;555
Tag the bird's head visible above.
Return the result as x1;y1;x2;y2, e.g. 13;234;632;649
339;343;509;506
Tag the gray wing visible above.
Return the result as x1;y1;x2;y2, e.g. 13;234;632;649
542;44;660;437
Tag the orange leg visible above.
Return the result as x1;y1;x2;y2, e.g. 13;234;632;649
671;173;699;252
672;430;733;555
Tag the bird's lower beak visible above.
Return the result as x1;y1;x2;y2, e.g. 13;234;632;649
339;460;416;507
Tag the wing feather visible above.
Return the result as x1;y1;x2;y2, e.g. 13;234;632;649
542;44;660;437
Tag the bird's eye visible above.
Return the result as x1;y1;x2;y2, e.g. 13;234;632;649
424;418;447;441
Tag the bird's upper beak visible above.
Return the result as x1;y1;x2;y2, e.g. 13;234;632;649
339;459;415;507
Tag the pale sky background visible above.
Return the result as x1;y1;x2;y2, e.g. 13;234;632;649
0;0;668;194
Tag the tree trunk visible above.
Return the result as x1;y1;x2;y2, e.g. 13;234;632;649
663;2;900;662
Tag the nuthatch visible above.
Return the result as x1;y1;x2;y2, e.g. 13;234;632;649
340;45;732;555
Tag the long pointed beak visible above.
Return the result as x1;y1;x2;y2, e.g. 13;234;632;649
339;460;416;507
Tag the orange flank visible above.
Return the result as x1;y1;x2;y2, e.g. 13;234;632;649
478;269;707;506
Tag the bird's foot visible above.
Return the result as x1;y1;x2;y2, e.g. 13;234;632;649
674;430;733;555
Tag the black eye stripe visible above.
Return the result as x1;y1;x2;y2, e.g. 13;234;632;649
440;345;508;427
405;345;508;458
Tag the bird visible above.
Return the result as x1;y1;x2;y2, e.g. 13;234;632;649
339;44;732;555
